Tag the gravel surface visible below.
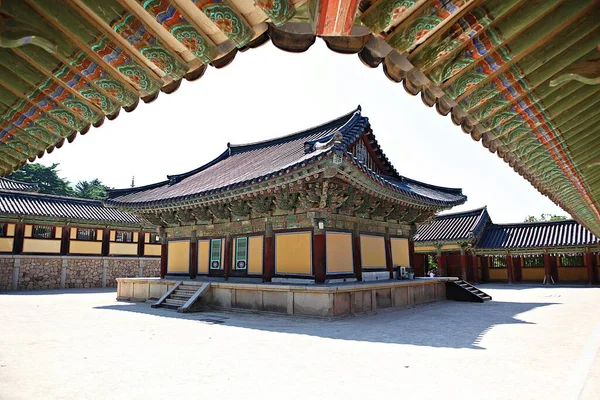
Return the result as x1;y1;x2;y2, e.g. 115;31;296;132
1;284;599;400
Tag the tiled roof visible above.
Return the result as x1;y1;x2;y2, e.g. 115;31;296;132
107;107;467;208
415;207;491;243
478;220;599;250
0;190;141;226
0;178;39;192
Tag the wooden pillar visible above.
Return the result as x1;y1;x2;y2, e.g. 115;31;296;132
137;231;145;257
384;235;393;280
515;256;523;282
13;223;24;254
436;250;445;276
408;239;415;269
160;229;167;279
60;226;71;255
584;251;595;284
506;252;514;284
263;223;274;282
543;252;551;284
460;248;467;281
313;232;326;284
482;256;490;282
471;254;479;283
101;228;110;257
353;230;362;281
223;235;232;280
189;231;197;279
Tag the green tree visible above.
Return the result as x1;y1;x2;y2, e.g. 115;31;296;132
524;214;568;222
73;179;110;200
6;163;73;196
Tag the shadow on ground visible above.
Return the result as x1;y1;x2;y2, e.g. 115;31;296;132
95;298;558;350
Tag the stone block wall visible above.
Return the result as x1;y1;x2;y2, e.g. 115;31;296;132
106;259;139;288
141;259;160;277
0;256;160;291
18;258;61;290
65;259;103;288
0;258;14;291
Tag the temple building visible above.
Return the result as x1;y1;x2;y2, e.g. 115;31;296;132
0;177;160;290
106;107;467;283
414;208;599;284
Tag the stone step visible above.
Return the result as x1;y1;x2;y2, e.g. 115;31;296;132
165;298;186;306
160;303;180;310
170;294;193;301
179;286;201;292
173;290;196;296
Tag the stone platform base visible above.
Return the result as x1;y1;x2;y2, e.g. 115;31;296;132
117;277;457;317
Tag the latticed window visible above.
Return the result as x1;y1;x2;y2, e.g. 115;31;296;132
210;239;222;269
524;256;544;268
0;224;6;237
148;233;161;244
491;256;506;268
32;225;53;239
234;237;248;270
560;255;583;267
76;228;96;241
115;231;133;243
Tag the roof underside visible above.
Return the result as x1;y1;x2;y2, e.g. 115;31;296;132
0;0;599;234
107;108;466;208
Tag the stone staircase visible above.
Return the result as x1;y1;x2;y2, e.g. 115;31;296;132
445;280;492;303
152;282;211;313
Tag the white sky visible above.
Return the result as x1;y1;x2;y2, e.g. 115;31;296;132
37;40;566;223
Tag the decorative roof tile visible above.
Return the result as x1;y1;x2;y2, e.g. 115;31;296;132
0;178;40;193
107;107;467;209
0;190;141;226
415;207;491;243
478;220;599;250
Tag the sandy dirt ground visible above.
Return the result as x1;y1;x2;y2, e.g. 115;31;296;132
1;284;599;400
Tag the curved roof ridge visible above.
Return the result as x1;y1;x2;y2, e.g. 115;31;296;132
488;219;578;228
0;177;40;191
391;175;465;195
0;189;106;205
228;106;362;153
437;206;488;218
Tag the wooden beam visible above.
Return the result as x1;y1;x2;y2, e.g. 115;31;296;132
116;0;200;68
11;49;106;117
453;2;597;103
66;0;169;82
353;230;362;281
23;0;148;98
313;231;326;284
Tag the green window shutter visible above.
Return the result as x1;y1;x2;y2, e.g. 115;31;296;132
235;237;248;269
210;239;222;269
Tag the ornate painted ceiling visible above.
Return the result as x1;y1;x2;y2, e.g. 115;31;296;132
0;0;599;234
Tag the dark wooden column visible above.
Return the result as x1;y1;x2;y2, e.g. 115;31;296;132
189;231;197;279
160;230;167;279
223;235;232;280
584;251;595;284
137;231;145;257
60;226;71;255
482;256;490;282
263;223;274;282
384;235;394;280
471;254;479;283
543;252;551;284
352;231;362;281
436;250;446;276
13;223;24;254
313;231;326;284
515;256;523;282
408;239;415;270
506;252;514;284
101;228;110;257
460;249;467;281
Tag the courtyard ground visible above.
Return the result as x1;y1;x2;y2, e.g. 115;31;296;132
1;284;599;400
